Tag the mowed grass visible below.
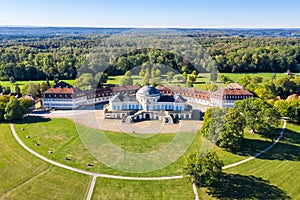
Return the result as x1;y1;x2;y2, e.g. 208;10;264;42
0;123;91;200
15;117;204;176
92;178;194;200
10;117;299;199
14;117;275;177
221;72;286;82
106;72;287;90
219;122;300;199
0;73;286;91
0;80;74;90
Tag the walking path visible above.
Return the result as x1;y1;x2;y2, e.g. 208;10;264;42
10;120;286;200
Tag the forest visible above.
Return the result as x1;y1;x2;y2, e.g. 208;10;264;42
1;29;300;81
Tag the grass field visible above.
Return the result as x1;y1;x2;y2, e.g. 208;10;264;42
0;123;90;200
106;72;288;90
0;80;74;91
3;117;300;199
14;117;277;176
202;122;300;199
0;73;287;92
15;117;203;176
0;121;196;199
92;178;194;200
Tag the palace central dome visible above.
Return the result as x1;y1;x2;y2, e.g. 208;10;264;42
136;85;161;97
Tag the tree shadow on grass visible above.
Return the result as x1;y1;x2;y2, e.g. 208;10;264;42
234;128;300;161
14;116;51;124
207;173;291;200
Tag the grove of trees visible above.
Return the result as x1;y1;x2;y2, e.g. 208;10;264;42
1;34;300;83
0;96;33;121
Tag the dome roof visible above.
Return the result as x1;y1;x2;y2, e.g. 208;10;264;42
136;85;161;96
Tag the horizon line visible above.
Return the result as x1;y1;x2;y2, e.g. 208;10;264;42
1;24;300;30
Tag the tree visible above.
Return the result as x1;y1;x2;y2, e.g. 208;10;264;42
54;77;59;84
188;74;197;84
3;86;11;94
218;74;226;82
74;73;96;90
0;95;10;121
119;71;133;86
183;151;223;187
166;71;175;83
155;68;161;76
201;107;226;143
19;98;34;114
210;67;218;82
218;108;246;151
40;82;49;93
182;72;187;82
9;76;15;84
142;68;150;86
275;77;297;99
14;85;21;95
274;99;300;121
46;78;51;88
234;98;280;138
4;97;24;121
95;72;108;87
181;65;187;73
22;83;40;97
139;69;145;77
274;100;289;117
206;82;218;91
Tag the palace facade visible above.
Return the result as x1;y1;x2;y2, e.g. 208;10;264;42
42;82;253;112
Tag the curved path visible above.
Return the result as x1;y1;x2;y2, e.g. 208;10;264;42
10;120;286;199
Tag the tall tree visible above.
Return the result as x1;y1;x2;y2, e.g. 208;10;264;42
183;151;223;187
142;68;150;86
201;107;226;143
234;98;279;138
218;108;246;151
0;95;10;121
22;83;40;97
166;71;175;83
4;97;24;121
14;85;21;95
210;67;218;82
119;71;133;86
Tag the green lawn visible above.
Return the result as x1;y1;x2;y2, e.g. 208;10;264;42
221;72;286;82
201;122;300;199
92;178;194;200
0;80;74;90
15;117;203;176
5;117;300;199
0;73;286;92
106;72;287;90
14;117;276;176
0;123;91;200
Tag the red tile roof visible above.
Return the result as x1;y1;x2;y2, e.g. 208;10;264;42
44;87;74;94
227;83;244;90
212;88;253;98
156;85;210;100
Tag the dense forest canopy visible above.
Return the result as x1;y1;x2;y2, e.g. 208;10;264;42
0;28;300;81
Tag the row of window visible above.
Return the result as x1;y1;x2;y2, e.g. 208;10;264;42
43;99;73;102
112;104;184;111
43;103;74;107
224;95;251;99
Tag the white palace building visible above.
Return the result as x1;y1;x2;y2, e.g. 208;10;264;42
42;81;253;123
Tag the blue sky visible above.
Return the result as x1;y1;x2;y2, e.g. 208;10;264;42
0;0;299;28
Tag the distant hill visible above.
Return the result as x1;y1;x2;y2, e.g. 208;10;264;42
1;26;300;38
